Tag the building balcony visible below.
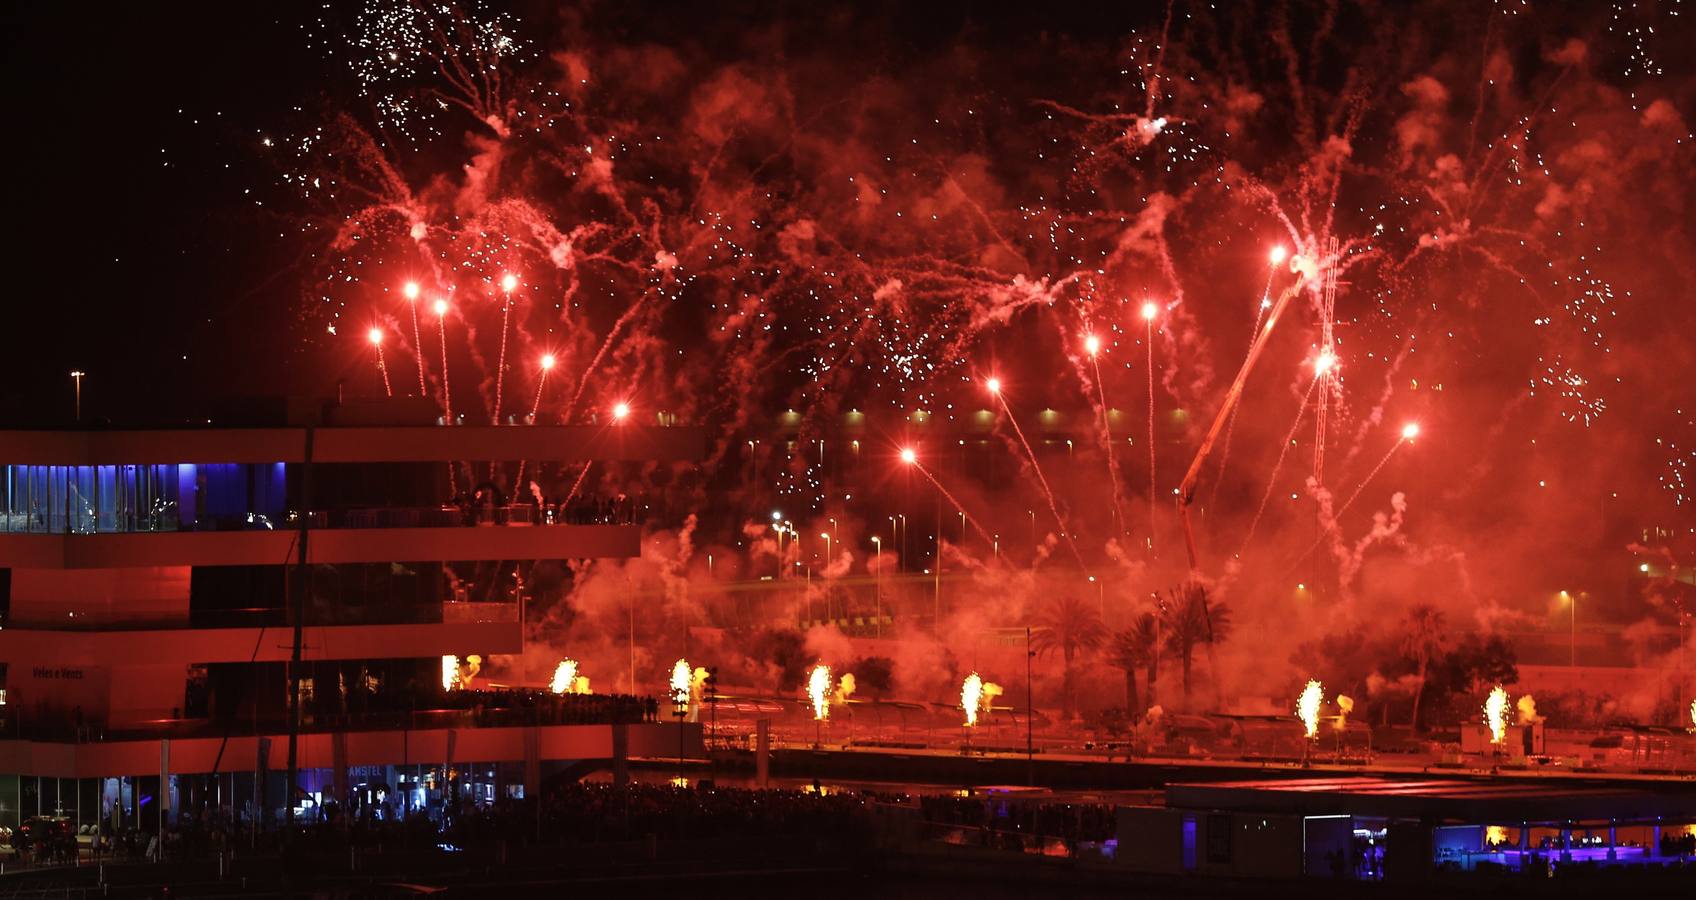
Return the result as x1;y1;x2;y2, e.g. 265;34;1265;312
0;619;521;667
0;522;639;568
0;716;700;778
0;425;706;467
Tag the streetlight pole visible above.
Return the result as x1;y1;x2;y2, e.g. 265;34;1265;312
820;532;832;621
69;371;85;422
1026;626;1034;786
933;497;942;625
1570;592;1577;671
871;537;882;638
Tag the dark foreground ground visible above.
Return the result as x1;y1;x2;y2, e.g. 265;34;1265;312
1;837;1691;899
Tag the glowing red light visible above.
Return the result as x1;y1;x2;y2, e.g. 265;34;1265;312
1270;245;1288;265
612;402;631;421
367;328;383;346
1140;301;1159;322
1402;422;1421;440
985;377;1001;395
1084;334;1101;356
403;281;420;301
899;448;917;465
540;353;555;370
432;299;449;317
501;273;518;293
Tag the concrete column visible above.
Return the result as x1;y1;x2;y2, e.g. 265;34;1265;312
523;727;540;800
612;723;629;789
331;731;350;816
1560;824;1572;863
1607;822;1617;861
1651;824;1661;858
756;719;771;789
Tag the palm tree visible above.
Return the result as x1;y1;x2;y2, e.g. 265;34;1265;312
1108;612;1160;715
1401;605;1446;730
1161;583;1233;702
1031;594;1109;720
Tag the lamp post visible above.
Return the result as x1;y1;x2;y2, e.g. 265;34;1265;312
1026;626;1034;786
871;536;882;638
69;370;85;422
820;532;833;621
1561;590;1577;670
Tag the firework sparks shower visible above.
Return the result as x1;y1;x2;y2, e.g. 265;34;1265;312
38;2;1696;831
1484;686;1511;746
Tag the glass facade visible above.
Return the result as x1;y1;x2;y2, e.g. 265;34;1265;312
0;463;286;534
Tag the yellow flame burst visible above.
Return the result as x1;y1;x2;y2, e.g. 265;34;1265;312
442;655;460;692
1689;698;1695;730
962;672;984;727
1296;679;1323;739
961;673;1003;727
808;664;832;721
1484;685;1510;745
670;658;692;712
550;659;582;694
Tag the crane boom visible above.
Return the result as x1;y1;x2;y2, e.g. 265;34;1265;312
1177;280;1305;572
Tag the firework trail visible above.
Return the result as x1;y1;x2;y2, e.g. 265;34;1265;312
563;461;594;505
1333;425;1419;518
492;274;517;423
903;450;995;547
433;298;453;420
1279;424;1420;573
1237;375;1323;559
563;298;651;421
512;354;554;488
368;328;393;397
989;384;1084;565
1083;332;1129;538
1311;238;1340;487
404;281;428;395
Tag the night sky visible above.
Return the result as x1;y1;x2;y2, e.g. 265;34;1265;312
2;1;1173;424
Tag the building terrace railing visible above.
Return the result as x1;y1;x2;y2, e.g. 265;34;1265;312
0;499;647;535
0;599;519;632
0;691;661;744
